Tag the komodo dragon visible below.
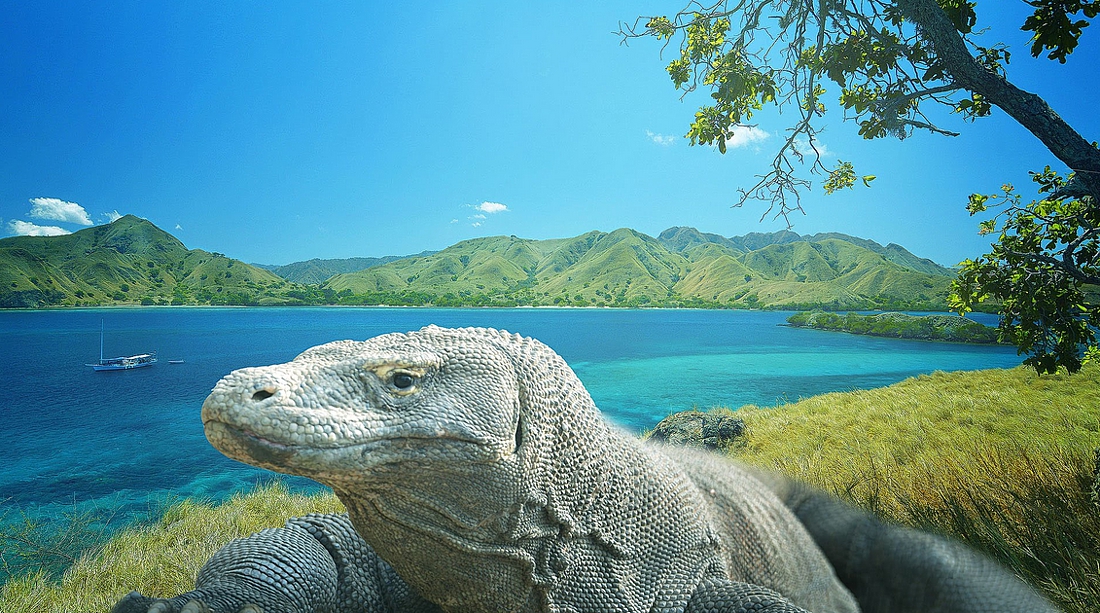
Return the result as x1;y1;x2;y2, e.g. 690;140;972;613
113;326;1059;613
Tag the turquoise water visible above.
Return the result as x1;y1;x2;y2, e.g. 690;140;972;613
0;307;1019;527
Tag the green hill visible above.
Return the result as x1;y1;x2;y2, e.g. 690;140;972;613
656;226;743;254
254;252;437;285
325;227;954;309
0;216;315;307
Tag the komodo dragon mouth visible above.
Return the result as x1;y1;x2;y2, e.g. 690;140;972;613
203;420;301;467
204;417;493;475
208;420;297;457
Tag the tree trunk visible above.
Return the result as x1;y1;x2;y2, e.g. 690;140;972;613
896;0;1100;201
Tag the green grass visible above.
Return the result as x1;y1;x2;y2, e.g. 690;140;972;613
3;366;1097;612
2;219;955;309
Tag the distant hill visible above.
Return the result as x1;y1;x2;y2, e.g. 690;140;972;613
0;216;315;307
324;226;954;309
255;252;437;285
0;220;956;310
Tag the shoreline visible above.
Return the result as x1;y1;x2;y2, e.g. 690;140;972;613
2;303;980;314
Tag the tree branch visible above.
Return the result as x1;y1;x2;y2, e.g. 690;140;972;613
895;0;1100;201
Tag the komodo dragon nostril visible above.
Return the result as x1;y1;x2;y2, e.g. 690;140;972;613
251;388;275;401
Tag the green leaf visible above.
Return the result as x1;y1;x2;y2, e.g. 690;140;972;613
823;160;857;194
966;193;989;214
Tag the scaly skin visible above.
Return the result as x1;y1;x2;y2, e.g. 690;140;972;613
113;326;1059;613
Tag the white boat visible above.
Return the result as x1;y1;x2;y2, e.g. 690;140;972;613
87;322;157;371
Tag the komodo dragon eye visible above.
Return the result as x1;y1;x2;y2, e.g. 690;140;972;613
368;364;429;396
392;372;416;389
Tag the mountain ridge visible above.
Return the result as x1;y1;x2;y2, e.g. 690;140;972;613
253;252;438;285
0;217;955;310
323;225;953;309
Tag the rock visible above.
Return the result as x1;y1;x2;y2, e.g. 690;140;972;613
649;411;745;450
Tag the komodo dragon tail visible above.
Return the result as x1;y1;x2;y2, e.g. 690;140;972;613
747;469;1061;613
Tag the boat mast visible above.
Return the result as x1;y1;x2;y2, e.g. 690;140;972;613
100;320;104;362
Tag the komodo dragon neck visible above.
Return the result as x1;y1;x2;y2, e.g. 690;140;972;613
332;332;727;613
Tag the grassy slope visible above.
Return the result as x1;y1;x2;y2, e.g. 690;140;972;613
256;253;437;285
731;366;1099;494
3;366;1098;612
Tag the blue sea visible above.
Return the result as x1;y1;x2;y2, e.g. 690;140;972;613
0;307;1019;532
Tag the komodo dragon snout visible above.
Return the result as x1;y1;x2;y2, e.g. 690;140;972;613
201;327;525;483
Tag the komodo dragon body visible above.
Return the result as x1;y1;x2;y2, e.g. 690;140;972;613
113;326;1058;613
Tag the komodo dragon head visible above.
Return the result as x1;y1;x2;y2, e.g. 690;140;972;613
202;325;531;482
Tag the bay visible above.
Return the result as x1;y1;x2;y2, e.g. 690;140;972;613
0;307;1019;527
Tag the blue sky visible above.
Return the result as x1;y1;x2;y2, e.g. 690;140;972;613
1;2;1097;267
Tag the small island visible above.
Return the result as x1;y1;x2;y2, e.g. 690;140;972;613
786;311;1002;344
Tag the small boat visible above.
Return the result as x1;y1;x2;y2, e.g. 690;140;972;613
168;360;185;365
89;352;158;371
87;321;157;371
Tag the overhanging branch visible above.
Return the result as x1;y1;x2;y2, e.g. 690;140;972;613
895;0;1100;201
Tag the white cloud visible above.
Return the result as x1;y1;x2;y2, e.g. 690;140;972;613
104;210;123;223
9;220;71;236
646;130;676;146
724;126;771;149
461;201;509;227
29;197;92;225
475;201;508;214
793;138;830;157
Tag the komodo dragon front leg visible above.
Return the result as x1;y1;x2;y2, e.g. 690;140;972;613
111;513;815;613
111;513;440;613
111;513;816;613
